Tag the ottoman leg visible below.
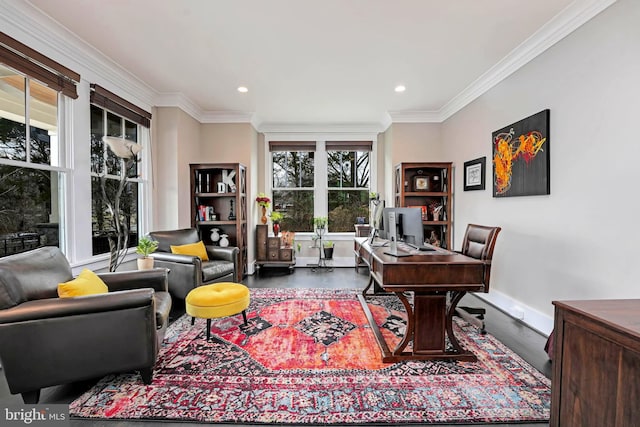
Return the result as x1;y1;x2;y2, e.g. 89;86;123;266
242;310;248;325
191;317;195;326
206;318;211;341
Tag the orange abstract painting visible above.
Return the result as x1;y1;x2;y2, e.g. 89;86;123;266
492;110;550;197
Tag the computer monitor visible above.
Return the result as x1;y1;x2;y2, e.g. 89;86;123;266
380;207;424;246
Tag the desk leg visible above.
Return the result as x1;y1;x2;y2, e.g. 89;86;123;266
446;290;476;361
393;292;413;355
412;292;446;354
358;290;478;363
361;275;374;295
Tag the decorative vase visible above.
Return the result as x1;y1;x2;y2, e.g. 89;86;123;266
261;206;267;224
137;257;154;270
219;234;229;247
210;228;220;244
273;223;280;237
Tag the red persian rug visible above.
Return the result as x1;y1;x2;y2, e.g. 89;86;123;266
69;288;551;424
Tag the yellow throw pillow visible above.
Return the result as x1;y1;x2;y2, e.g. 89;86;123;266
58;268;109;298
171;241;209;261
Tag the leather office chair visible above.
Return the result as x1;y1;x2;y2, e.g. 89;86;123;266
455;224;501;334
149;228;239;299
0;247;172;403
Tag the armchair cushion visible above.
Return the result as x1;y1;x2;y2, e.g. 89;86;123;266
57;269;108;298
202;260;235;282
171;241;209;261
0;247;71;308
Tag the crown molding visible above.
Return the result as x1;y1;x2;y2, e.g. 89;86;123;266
200;111;255;124
388;110;442;123
257;122;384;135
1;0;157;110
438;0;617;121
155;92;204;121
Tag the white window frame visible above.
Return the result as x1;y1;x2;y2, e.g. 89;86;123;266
264;132;377;243
0;73;71;256
88;104;150;257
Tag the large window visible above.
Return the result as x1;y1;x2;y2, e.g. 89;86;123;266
0;64;64;257
270;139;373;233
327;142;371;232
271;142;315;232
89;83;151;258
90;104;140;255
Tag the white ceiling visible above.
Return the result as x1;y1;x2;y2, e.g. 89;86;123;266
26;0;590;126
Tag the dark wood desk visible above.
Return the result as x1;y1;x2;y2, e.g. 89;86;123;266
354;237;487;362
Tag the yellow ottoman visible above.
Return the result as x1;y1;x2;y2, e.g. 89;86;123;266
185;282;250;341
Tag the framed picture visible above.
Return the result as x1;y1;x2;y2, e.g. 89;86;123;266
492;109;550;197
463;157;486;191
413;175;429;191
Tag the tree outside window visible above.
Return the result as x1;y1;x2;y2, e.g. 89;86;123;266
272;151;314;232
90;104;140;255
327;150;370;232
270;140;373;234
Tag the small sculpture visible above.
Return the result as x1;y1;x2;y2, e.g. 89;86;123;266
228;200;236;220
429;230;441;247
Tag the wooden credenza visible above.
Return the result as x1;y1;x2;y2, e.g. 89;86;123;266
551;299;640;426
255;224;294;275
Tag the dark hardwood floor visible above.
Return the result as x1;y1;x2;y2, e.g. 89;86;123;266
0;266;552;426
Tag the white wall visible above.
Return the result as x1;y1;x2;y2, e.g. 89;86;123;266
442;0;640;334
152;107;201;230
383;123;442;205
200;123;258;266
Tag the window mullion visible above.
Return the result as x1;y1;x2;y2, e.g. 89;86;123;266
24;77;31;163
316;140;327;219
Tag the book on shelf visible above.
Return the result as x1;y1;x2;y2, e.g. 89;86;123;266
198;205;217;221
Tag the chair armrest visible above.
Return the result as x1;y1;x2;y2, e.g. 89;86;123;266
98;268;169;293
206;246;239;262
153;252;201;266
0;289;154;324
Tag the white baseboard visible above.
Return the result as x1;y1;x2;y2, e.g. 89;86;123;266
474;290;554;337
249;257;355;274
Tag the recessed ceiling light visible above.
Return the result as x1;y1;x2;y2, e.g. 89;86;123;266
237;86;248;93
395;85;406;93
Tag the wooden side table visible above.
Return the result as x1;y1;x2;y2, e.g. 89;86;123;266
255;225;295;275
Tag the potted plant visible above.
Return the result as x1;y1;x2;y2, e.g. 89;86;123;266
323;240;334;259
136;236;159;270
313;216;328;233
270;211;283;236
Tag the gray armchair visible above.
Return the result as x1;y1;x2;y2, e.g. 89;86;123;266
149;228;239;299
0;247;171;404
